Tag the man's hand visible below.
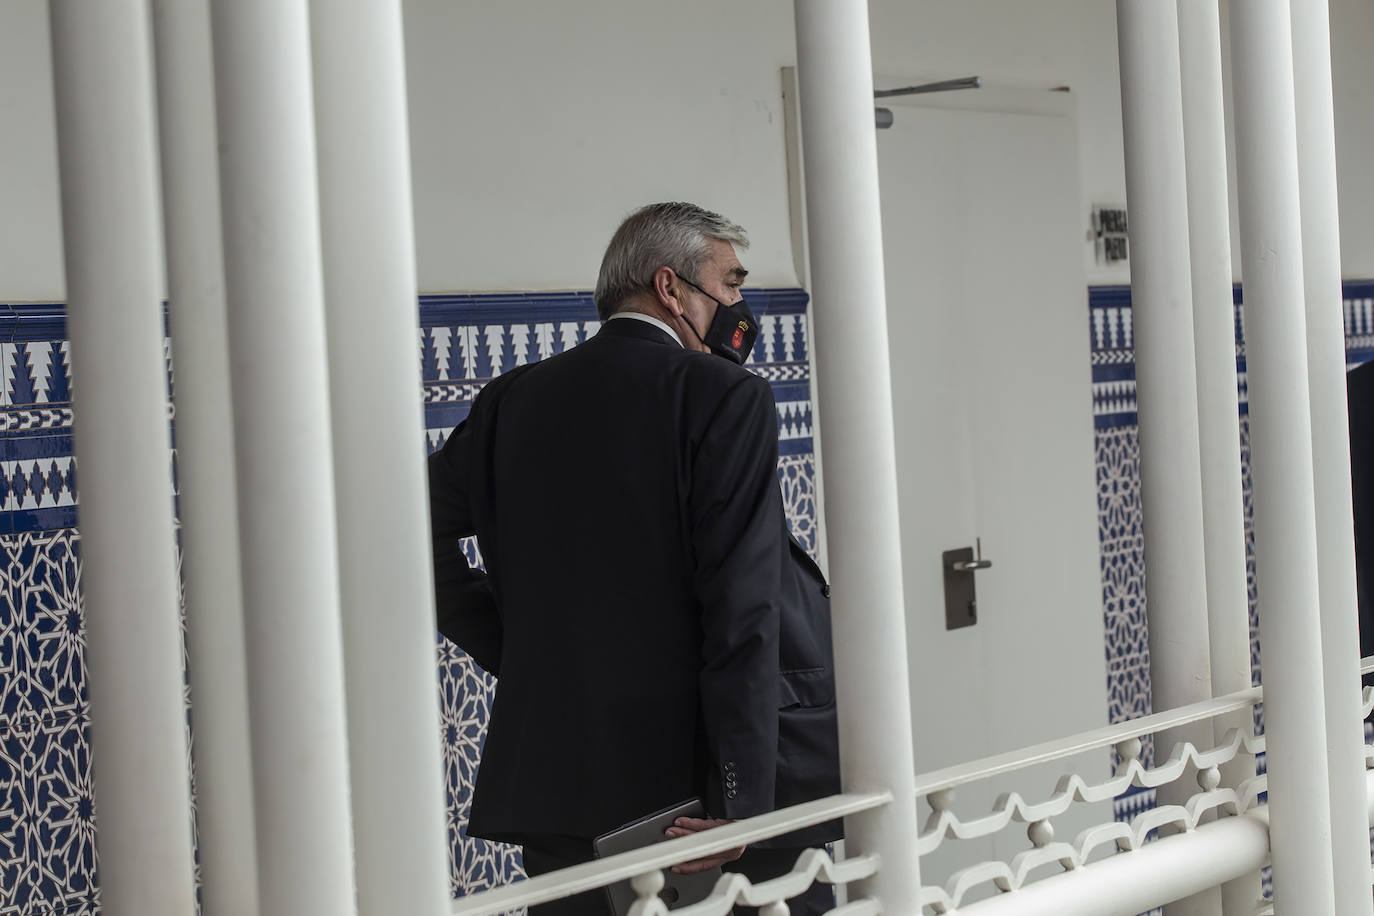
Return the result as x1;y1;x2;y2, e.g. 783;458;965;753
663;816;746;874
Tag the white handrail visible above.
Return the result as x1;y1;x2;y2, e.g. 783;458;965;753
1361;654;1374;676
945;767;1374;915
449;792;890;915
914;686;1262;796
938;807;1273;916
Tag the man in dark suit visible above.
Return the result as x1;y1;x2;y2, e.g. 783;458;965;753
428;202;840;915
1349;359;1373;667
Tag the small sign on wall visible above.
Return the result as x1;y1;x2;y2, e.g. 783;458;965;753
1091;205;1129;265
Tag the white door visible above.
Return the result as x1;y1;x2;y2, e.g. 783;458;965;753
876;91;1110;890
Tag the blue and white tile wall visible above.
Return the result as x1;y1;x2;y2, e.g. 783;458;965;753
1091;280;1374;850
0;288;817;912
1;302;97;916
4;277;1370;911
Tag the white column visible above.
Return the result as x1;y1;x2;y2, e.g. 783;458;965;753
792;1;922;910
1289;1;1372;911
208;1;358;914
47;1;198;913
1175;3;1260;911
1176;0;1252;709
309;3;452;914
1229;0;1337;909
1114;13;1217;913
149;3;260;913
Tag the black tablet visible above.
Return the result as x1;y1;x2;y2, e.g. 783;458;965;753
592;798;724;915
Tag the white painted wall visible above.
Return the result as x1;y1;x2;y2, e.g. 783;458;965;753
4;0;1373;300
1327;0;1374;278
0;0;64;302
866;0;1130;287
865;0;1374;284
402;0;801;292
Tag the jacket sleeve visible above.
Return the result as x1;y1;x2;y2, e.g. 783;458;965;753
428;417;503;676
690;373;784;819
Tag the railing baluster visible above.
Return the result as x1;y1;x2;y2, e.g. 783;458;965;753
309;2;453;913
149;1;260;911
1289;1;1374;909
209;1;358;912
1114;9;1220;912
48;1;198;911
1176;1;1264;907
791;1;923;908
1229;0;1341;907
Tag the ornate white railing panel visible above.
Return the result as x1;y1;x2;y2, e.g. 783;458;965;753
448;792;889;916
627;849;878;916
915;731;1267;857
911;686;1271;912
445;663;1374;915
942;808;1274;916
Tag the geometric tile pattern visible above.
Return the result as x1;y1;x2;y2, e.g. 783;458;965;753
1091;280;1374;829
0;287;818;910
0;529;95;916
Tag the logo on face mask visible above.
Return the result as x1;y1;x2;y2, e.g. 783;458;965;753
678;275;760;365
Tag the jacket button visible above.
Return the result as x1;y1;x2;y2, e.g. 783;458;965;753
725;761;736;771
727;788;738;799
822;584;832;598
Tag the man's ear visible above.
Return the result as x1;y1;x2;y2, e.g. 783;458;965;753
652;266;683;317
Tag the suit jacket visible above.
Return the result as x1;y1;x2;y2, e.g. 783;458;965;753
1349;360;1374;662
762;531;843;848
428;317;841;847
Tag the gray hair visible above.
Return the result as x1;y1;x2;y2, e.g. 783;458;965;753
593;202;749;320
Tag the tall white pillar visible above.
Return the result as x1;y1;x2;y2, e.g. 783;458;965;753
1229;0;1337;909
792;2;922;910
149;3;260;913
1176;0;1252;710
309;3;452;914
1175;3;1260;911
208;1;359;913
1114;12;1218;913
1289;1;1372;911
47;1;198;913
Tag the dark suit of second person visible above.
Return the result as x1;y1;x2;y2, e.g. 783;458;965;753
1349;359;1373;666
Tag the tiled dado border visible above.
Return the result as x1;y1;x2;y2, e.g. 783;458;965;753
1092;278;1374;830
0;289;817;911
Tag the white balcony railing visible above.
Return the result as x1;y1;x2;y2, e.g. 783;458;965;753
914;690;1272;914
447;665;1374;915
448;793;890;915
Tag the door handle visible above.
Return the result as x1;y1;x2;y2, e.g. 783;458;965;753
947;537;993;572
942;538;992;630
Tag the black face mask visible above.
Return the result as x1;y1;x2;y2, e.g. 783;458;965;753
678;275;760;365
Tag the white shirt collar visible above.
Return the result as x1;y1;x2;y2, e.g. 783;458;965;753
606;310;684;348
